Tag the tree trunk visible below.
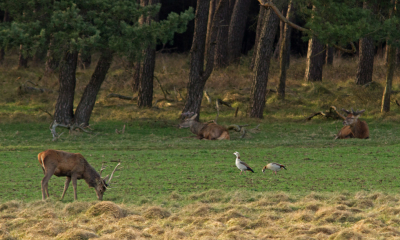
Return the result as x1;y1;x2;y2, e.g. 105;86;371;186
381;44;395;113
273;6;288;59
0;11;9;65
183;0;225;119
277;0;294;100
137;0;159;108
54;49;79;125
18;45;28;69
75;50;113;126
304;37;324;82
45;39;60;75
78;47;92;70
214;0;231;68
250;6;266;70
132;62;141;92
227;0;251;65
355;37;374;85
250;6;280;118
325;45;334;65
205;0;217;58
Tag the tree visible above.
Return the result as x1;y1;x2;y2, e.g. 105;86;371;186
355;37;374;85
250;4;280;118
250;6;266;70
228;0;251;64
182;0;226;119
214;0;232;68
137;0;159;108
304;6;324;82
1;0;194;128
325;45;334;65
277;0;294;100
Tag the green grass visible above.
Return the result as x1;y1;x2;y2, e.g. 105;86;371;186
1;120;400;204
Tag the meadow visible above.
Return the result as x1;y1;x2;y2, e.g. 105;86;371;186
1;53;400;239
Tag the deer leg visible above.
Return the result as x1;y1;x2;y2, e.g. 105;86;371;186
72;175;78;200
60;176;71;200
41;169;55;200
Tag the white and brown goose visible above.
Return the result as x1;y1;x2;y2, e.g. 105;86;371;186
262;163;287;175
233;152;254;175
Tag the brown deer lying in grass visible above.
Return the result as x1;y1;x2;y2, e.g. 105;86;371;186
335;108;369;139
38;150;120;201
179;112;230;140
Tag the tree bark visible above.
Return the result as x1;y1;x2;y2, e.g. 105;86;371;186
277;0;294;100
54;49;79;125
304;36;324;82
78;46;92;70
137;0;159;108
355;37;374;85
132;62;141;92
250;6;266;70
205;0;217;58
182;0;225;119
214;0;232;68
273;6;288;59
45;38;60;75
325;45;334;65
381;44;395;113
227;0;251;64
250;6;280;118
0;11;9;64
18;45;28;69
75;50;113;126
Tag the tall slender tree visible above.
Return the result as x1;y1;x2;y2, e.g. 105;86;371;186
214;0;232;68
250;6;266;70
250;4;280;118
182;0;227;119
227;0;251;64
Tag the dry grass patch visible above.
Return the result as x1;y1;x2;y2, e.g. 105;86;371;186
3;191;400;239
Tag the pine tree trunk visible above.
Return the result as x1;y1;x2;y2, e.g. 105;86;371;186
54;49;78;125
132;62;141;92
355;37;374;85
277;0;294;100
183;0;224;119
381;44;395;113
205;0;216;58
45;39;60;75
0;11;9;64
75;50;113;126
78;47;92;70
227;0;251;64
18;45;28;69
0;49;4;65
250;6;280;118
250;6;266;70
304;37;324;82
214;0;231;68
325;46;334;65
273;6;288;59
137;0;159;108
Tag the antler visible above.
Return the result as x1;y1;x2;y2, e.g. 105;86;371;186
107;163;121;186
341;108;351;114
99;164;107;177
352;109;366;116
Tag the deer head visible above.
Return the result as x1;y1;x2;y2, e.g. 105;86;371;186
97;163;120;200
179;112;197;128
342;108;365;126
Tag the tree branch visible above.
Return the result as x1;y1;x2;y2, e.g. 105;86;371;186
258;0;356;53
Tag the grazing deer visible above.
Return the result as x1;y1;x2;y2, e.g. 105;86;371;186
179;112;230;140
38;149;120;201
335;108;369;139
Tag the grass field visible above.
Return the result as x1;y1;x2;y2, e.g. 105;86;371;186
1;53;400;239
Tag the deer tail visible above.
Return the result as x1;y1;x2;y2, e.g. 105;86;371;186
38;152;46;173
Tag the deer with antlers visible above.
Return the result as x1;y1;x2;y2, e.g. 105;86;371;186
38;149;120;201
335;108;369;139
179;112;230;140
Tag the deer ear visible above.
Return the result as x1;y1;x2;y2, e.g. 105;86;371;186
190;113;198;120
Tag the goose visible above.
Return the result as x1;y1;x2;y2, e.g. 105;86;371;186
233;152;254;175
262;163;287;175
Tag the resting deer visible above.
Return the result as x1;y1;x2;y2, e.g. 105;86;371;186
179;112;230;140
335;108;369;139
38;149;120;201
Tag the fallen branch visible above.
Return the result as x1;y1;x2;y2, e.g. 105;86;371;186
38;108;53;118
204;90;212;104
154;76;169;100
50;120;92;141
18;81;53;94
115;125;125;134
227;124;249;138
306;106;345;121
107;93;136;100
